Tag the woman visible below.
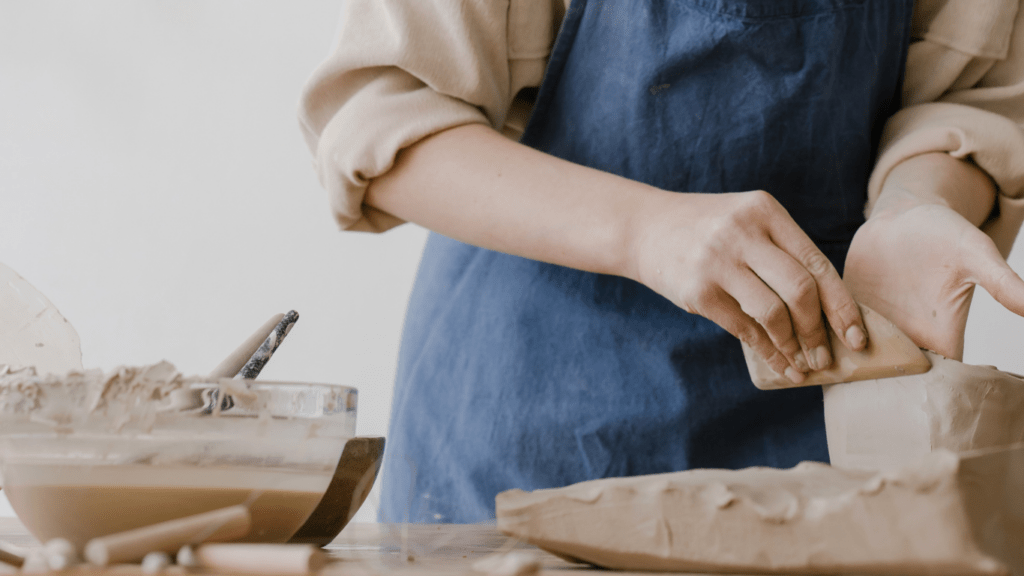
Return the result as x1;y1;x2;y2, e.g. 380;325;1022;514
300;0;1024;523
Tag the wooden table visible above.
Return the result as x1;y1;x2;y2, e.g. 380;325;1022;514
0;518;596;576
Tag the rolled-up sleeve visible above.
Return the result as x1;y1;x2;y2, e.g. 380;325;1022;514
299;0;516;232
868;0;1024;256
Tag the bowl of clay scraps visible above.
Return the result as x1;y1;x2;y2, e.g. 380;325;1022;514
0;362;384;548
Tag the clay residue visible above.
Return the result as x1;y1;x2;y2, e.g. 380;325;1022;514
0;362;207;434
497;449;1020;575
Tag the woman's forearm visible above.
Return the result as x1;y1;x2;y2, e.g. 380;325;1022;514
364;123;662;282
365;123;869;382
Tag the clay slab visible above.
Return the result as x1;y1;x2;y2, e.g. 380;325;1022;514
497;447;1024;575
825;351;1024;471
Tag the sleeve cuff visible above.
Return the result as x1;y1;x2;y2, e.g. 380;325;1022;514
868;102;1024;256
312;67;490;233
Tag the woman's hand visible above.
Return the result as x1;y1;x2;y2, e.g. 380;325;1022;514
844;153;1024;360
633;190;867;384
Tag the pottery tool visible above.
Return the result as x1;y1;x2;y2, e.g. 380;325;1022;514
209;313;286;378
0;262;82;375
84;505;251;566
238;310;299;380
0;542;25;568
742;304;931;390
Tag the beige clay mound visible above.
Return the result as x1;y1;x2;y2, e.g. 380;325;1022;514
497;353;1024;575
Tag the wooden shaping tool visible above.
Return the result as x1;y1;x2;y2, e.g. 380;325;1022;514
742;304;931;390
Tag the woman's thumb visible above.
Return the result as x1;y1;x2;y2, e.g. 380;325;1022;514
973;243;1024;318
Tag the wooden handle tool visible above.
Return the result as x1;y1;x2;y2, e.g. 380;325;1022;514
742;304;931;390
84;505;251;566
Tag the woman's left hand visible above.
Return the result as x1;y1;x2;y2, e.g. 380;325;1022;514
844;153;1024;360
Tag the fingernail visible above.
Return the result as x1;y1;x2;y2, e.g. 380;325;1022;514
811;345;831;371
846;326;867;350
785;367;805;385
790;350;806;373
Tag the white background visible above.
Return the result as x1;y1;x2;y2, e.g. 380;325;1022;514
2;1;1024;523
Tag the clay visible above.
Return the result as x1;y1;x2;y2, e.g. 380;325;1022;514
743;305;931;390
497;446;1024;575
825;351;1024;470
3;464;325;547
0;361;196;434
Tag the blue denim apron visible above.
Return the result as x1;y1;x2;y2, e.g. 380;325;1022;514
381;0;913;523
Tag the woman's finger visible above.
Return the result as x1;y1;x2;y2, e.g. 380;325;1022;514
966;235;1024;318
719;270;808;374
699;288;806;384
766;217;866;351
747;244;831;370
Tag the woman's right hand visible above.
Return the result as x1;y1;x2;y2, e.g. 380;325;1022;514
631;190;867;384
362;124;865;383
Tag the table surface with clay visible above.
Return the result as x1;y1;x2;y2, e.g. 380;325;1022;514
0;518;817;576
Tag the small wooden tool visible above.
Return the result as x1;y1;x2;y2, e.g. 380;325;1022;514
742;304;931;390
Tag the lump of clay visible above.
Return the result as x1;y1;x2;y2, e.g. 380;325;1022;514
497;447;1024;575
824;351;1024;471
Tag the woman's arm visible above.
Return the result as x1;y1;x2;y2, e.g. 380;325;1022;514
846;152;1024;359
366;123;868;383
846;0;1024;359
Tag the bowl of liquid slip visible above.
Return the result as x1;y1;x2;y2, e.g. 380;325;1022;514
0;362;364;547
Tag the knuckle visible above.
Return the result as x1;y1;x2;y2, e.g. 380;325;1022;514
800;248;834;277
746;189;775;207
679;282;716;315
776;333;802;355
788;273;819;305
736;324;763;348
754;299;789;331
832;298;861;323
799;325;829;347
762;349;791;375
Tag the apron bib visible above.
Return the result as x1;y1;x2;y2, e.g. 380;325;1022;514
381;0;913;523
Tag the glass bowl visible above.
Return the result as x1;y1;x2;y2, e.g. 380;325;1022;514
0;365;357;547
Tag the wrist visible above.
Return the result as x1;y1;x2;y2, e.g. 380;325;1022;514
870;152;996;226
621;185;678;284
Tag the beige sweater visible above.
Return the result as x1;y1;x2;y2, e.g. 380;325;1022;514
299;0;1024;256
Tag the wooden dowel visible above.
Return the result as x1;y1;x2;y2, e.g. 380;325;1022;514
193;543;326;575
0;541;24;568
84;505;251;566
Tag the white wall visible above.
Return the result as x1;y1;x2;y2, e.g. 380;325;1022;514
2;1;1024;524
0;1;428;521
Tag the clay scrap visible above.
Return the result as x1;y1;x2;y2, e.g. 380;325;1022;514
825;351;1024;471
496;446;1024;575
